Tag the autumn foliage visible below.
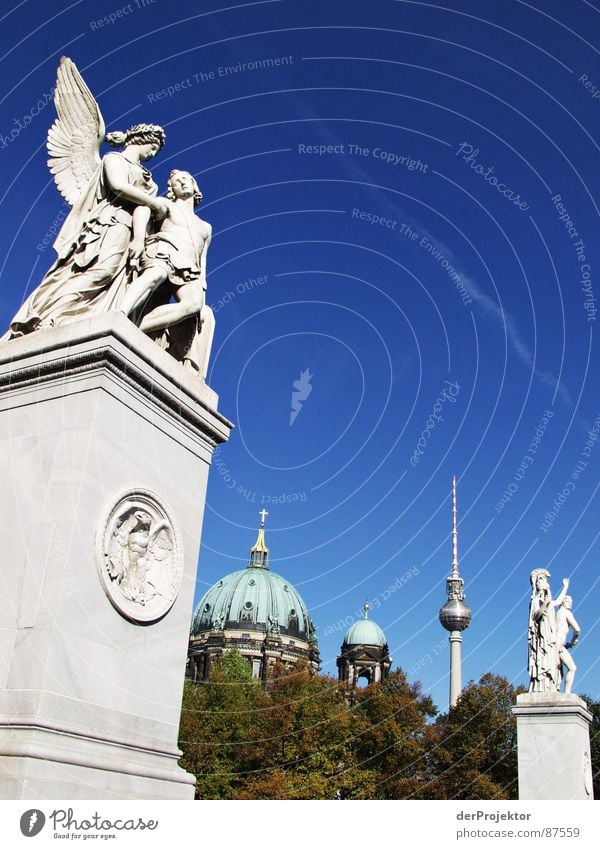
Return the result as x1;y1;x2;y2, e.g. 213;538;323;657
178;653;528;800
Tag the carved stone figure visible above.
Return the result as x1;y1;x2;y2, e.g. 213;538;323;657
4;58;168;338
528;568;570;692
556;595;581;694
211;612;225;630
107;509;174;605
2;57;217;379
266;614;280;635
119;169;215;378
99;491;182;623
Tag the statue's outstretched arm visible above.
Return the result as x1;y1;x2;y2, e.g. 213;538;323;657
553;578;569;608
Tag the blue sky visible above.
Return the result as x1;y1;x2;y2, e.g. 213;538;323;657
1;0;599;713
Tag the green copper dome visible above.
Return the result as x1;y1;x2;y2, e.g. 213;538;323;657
191;518;314;640
343;603;387;647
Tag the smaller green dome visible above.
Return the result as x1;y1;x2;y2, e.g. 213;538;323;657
343;603;387;647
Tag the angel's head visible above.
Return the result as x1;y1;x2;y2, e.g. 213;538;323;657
106;123;166;161
166;170;202;206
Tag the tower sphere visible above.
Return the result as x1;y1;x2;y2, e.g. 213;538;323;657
439;596;472;632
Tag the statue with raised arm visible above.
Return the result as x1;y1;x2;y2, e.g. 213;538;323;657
556;595;581;694
527;568;570;692
3;57;168;338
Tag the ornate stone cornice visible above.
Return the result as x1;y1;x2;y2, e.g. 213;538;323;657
0;341;230;447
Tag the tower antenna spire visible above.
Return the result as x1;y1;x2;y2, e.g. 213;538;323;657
439;475;472;708
452;474;459;575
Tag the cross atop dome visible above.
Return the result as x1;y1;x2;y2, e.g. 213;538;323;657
249;510;269;568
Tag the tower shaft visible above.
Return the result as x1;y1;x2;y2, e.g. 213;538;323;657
449;631;462;707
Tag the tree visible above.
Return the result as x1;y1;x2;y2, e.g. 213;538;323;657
350;669;436;799
420;673;524;800
179;660;531;801
236;660;362;799
227;663;435;800
178;650;260;798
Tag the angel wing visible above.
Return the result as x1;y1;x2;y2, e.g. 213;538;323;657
47;56;105;207
149;528;173;563
146;528;175;600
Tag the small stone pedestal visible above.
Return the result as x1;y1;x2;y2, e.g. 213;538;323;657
512;692;594;800
0;313;231;799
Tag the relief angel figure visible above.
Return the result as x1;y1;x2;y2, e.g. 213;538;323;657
107;509;153;603
106;509;174;607
4;57;169;338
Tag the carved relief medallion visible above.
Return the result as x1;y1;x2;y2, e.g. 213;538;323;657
97;490;182;623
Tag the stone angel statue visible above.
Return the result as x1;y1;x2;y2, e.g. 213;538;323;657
5;57;168;338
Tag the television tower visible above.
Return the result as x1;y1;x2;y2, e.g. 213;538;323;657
439;475;472;708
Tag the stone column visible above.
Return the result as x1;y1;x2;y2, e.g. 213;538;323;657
0;314;231;799
512;692;594;800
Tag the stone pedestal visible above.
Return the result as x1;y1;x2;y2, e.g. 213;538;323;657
0;313;231;799
512;692;594;800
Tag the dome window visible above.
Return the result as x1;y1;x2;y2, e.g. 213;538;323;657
248;578;256;586
288;609;299;635
240;601;253;621
203;603;211;612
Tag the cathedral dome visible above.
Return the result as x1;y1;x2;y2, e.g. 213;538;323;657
337;602;391;687
343;603;387;647
191;514;313;640
188;513;320;683
192;565;312;638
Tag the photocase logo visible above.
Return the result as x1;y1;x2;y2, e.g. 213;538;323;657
289;368;313;425
19;809;46;837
